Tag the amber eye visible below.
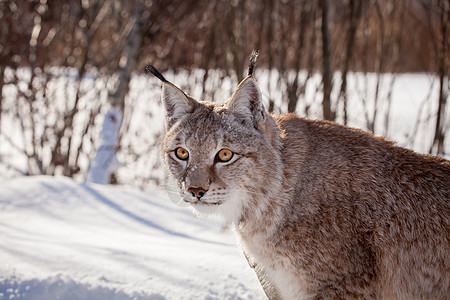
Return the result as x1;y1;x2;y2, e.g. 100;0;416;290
175;147;189;161
216;149;234;163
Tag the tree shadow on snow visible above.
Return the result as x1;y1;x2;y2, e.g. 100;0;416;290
81;184;230;247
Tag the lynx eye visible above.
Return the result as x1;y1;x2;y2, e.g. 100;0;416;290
216;149;234;163
174;147;189;161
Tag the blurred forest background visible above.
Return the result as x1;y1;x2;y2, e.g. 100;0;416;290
0;0;448;185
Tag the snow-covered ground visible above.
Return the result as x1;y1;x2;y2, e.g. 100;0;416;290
0;176;265;299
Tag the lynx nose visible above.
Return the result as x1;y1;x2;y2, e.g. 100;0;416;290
188;187;207;199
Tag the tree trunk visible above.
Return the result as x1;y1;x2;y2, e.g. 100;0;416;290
338;0;362;125
87;0;144;184
86;107;122;184
431;0;448;155
320;0;333;121
287;2;308;113
27;2;45;175
266;0;275;112
0;65;4;134
370;0;385;134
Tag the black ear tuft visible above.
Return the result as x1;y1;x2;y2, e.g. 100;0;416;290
248;50;259;76
145;64;168;83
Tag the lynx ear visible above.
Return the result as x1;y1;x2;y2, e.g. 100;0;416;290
162;83;195;127
146;64;196;128
228;76;266;129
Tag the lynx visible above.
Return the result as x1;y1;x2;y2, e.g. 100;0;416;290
147;54;449;299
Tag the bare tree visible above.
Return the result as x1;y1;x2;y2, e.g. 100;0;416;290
337;0;362;125
320;0;333;121
367;0;387;134
0;1;16;134
55;0;113;177
265;0;276;112
286;1;310;114
22;0;48;175
87;0;143;183
88;0;199;184
431;0;449;155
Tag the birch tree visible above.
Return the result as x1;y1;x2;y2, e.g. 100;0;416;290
87;0;198;184
87;0;143;183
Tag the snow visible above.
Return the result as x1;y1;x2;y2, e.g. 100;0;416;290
0;176;265;299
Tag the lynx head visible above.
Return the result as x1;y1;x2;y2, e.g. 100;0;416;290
148;60;283;224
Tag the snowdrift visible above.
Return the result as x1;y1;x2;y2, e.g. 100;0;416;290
0;176;264;299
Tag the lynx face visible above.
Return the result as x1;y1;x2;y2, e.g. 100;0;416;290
161;77;282;223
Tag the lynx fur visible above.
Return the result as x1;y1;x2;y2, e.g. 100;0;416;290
148;59;449;299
